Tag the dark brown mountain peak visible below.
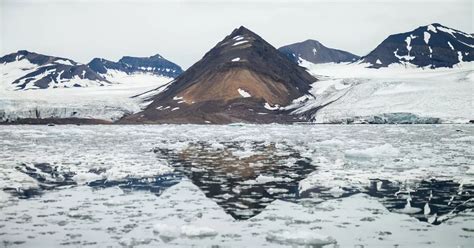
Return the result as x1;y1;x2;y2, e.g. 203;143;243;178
121;26;317;124
231;25;257;37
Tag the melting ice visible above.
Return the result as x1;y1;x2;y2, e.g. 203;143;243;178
0;124;473;247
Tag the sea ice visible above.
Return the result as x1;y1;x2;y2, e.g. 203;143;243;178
0;125;472;247
345;143;400;158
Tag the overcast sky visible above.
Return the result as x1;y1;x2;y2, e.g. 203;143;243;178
1;0;472;69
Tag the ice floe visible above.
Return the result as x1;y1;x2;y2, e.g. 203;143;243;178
0;125;473;246
345;143;400;158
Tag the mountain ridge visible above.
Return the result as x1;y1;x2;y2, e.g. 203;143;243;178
0;50;110;90
0;50;183;91
360;23;474;68
88;54;183;79
279;39;359;64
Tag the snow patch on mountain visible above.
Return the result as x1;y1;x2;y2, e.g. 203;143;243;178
97;69;172;85
424;32;431;44
264;102;280;110
238;88;251;98
427;24;437;33
232;35;245;41
448;41;455;50
54;59;75;66
233;40;249;46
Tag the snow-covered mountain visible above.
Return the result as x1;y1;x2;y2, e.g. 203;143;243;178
0;50;110;90
279;39;359;64
360;23;474;68
88;54;183;82
0;51;178;123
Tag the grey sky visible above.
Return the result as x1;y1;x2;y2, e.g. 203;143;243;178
1;0;472;69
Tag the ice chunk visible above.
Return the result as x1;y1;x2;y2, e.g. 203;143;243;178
180;225;218;238
424;202;431;215
0;190;10;203
319;138;344;146
210;142;225;150
266;188;289;194
153;223;180;241
72;172;103;185
345;143;400;158
396;197;421;214
242;175;292;185
327;186;346;197
231;148;256;159
466;166;474;175
266;230;336;246
428;213;438;224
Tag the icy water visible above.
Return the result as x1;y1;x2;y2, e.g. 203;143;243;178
0;124;473;247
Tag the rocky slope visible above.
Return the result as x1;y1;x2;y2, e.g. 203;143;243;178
121;26;317;124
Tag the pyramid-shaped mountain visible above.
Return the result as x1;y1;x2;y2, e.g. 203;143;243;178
361;23;474;68
122;26;317;124
279;39;359;64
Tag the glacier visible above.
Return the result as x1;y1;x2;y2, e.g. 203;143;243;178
290;61;473;123
0;72;173;122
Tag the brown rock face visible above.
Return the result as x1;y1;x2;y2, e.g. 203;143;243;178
121;26;317;124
